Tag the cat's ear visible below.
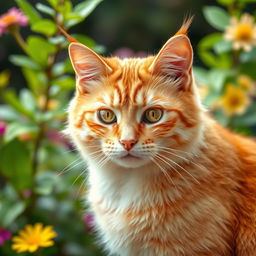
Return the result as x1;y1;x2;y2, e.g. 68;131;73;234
149;17;193;90
149;35;193;90
69;43;112;92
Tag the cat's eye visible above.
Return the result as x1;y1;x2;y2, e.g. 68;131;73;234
98;109;117;124
142;108;163;124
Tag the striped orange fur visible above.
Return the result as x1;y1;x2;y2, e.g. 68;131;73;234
66;19;256;256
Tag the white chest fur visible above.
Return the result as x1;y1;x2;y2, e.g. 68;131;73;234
86;163;232;256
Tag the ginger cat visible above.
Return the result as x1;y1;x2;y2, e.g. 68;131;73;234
66;19;256;256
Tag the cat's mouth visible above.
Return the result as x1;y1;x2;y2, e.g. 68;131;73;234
121;153;140;160
112;152;150;168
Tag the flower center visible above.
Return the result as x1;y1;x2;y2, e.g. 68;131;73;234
229;95;242;107
235;24;253;41
26;236;41;245
2;15;16;24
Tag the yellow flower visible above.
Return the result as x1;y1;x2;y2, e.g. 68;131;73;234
0;69;10;88
12;223;57;253
219;83;250;116
224;13;256;51
238;74;255;95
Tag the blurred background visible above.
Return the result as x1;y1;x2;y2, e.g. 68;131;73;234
0;0;256;255
0;0;223;91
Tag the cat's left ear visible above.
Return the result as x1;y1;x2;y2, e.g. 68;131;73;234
69;43;112;92
149;34;193;90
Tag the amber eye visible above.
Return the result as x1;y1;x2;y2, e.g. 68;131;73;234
98;109;117;124
142;108;163;124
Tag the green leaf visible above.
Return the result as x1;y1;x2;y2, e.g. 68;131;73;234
49;36;66;45
232;103;256;126
203;6;230;30
31;19;57;37
217;0;234;5
27;36;57;66
9;55;40;70
240;62;256;79
36;171;59;195
198;33;223;50
36;3;55;16
199;51;231;69
64;59;74;73
193;67;209;85
203;91;220;106
2;91;33;119
0;139;33;192
239;0;256;2
22;68;46;95
0;105;20;121
47;0;59;8
214;110;230;126
73;0;103;18
16;0;41;24
0;200;25;227
209;69;230;92
214;39;232;54
198;34;231;69
64;14;84;28
240;48;256;62
4;121;38;142
58;0;72;19
20;89;37;112
53;76;75;90
4;122;37;142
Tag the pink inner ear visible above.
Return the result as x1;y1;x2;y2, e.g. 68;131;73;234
150;35;193;84
69;43;111;82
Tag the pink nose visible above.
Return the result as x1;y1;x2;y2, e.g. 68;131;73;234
120;140;137;151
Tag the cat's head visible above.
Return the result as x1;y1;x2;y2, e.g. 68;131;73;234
67;18;204;169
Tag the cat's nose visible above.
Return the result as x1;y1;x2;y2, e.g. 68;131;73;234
119;139;137;151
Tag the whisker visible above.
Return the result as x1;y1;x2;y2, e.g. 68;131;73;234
158;149;204;171
57;157;83;176
157;145;195;156
72;168;87;186
154;154;188;186
151;157;176;189
75;169;88;199
61;148;77;154
156;153;200;184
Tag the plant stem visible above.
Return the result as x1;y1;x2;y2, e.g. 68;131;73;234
9;26;28;54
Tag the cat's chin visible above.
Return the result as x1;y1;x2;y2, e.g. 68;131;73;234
112;155;151;168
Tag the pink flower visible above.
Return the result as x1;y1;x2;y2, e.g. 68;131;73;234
113;47;148;59
47;129;74;150
0;121;7;136
84;214;95;232
22;189;32;198
0;228;11;246
0;8;28;35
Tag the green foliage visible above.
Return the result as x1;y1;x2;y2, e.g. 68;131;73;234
203;6;230;30
196;0;256;129
31;19;57;36
16;0;41;24
0;0;104;255
0;139;33;192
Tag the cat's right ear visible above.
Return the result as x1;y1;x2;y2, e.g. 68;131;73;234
69;43;112;92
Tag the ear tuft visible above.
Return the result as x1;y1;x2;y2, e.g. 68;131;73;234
175;16;193;36
58;25;79;43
